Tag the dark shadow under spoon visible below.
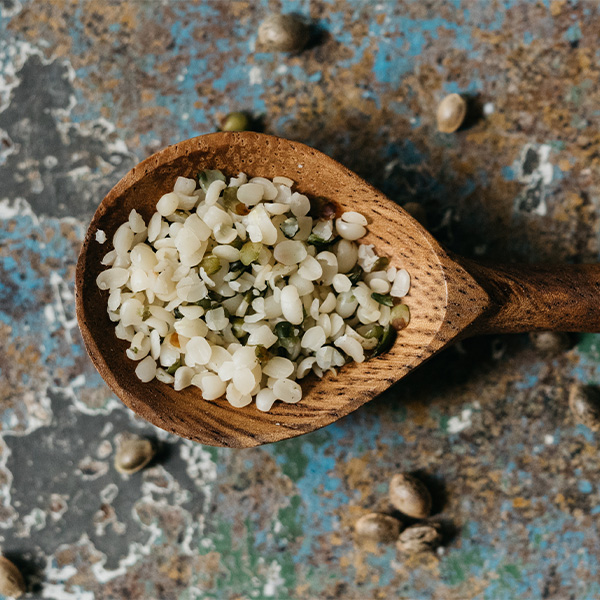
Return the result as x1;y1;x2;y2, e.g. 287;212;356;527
75;132;600;447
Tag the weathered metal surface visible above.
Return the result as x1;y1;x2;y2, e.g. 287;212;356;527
1;0;600;598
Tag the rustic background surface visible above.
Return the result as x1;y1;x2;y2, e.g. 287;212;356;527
1;0;600;598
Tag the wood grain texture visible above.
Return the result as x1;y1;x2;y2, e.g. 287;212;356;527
75;132;600;448
456;258;600;335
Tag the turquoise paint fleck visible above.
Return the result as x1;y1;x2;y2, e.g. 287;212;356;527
565;22;582;44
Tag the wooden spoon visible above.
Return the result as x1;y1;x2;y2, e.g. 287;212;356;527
75;132;600;448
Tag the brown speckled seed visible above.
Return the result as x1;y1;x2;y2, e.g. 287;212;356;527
436;93;467;133
257;14;310;53
114;437;155;474
354;513;402;544
569;383;600;432
396;522;442;554
389;473;432;519
0;556;25;599
529;331;571;355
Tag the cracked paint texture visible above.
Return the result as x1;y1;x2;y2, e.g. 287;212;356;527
2;0;600;598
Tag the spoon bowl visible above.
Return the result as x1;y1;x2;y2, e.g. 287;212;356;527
76;132;600;447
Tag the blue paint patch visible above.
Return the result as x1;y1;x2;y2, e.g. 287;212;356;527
0;214;86;371
575;424;597;443
384;138;425;166
459;178;477;196
565;23;582;45
578;480;593;494
444;80;483;95
269;412;382;566
513;364;545;391
552;164;566;181
371;16;474;86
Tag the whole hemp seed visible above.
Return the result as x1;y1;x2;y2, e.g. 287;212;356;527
389;473;432;519
0;556;25;599
257;14;310;53
397;522;442;554
569;382;600;431
529;331;571;355
114;436;155;474
436;93;467;133
354;512;402;544
221;111;249;132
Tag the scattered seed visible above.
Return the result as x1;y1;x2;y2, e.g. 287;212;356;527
363;324;384;340
529;331;571;355
436;93;467;133
114;436;155;474
306;232;339;252
280;217;299;239
255;344;271;363
98;170;410;410
371;292;393;307
0;556;25;599
318;201;337;220
221;111;250;132
239;241;263;266
199;254;222;276
166;358;182;375
389;473;432;519
397;522;442;554
390;304;410;330
346;263;363;285
231;317;247;340
197;169;226;193
371;325;396;357
569;383;600;432
257;14;310;53
372;256;389;271
355;512;402;544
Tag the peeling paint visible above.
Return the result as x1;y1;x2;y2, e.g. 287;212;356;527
2;1;600;598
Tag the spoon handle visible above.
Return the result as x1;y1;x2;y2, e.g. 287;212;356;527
458;258;600;334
